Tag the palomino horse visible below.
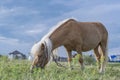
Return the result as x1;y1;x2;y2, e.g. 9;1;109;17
30;19;108;73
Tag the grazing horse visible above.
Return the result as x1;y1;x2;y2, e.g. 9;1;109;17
30;19;108;73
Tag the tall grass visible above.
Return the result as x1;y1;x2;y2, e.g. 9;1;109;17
0;56;120;80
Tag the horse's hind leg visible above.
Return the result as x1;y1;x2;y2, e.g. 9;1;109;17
94;45;101;70
99;41;108;73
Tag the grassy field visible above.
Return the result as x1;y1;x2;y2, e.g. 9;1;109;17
0;56;120;80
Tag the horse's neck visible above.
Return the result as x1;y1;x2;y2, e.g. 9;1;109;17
49;30;66;50
49;19;75;50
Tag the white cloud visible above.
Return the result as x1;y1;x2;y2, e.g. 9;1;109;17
50;0;81;6
15;23;47;37
50;0;120;16
110;33;120;41
88;4;120;16
0;7;14;18
0;6;40;19
0;0;13;5
109;47;120;55
25;28;45;36
58;3;120;21
0;35;20;45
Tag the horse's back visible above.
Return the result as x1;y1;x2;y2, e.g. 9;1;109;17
65;21;108;51
78;22;107;32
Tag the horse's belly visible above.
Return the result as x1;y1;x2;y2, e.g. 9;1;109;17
81;35;101;52
82;47;94;52
81;43;99;52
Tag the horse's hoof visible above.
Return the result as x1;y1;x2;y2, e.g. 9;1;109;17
99;69;105;74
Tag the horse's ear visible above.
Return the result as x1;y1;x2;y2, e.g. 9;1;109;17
41;43;45;50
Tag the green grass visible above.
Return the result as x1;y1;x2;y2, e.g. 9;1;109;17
0;56;120;80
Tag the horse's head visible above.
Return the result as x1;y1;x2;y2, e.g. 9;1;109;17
30;42;50;72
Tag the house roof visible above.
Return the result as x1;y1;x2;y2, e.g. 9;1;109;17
8;50;26;57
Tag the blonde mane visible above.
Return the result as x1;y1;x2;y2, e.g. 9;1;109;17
31;18;75;60
41;18;73;42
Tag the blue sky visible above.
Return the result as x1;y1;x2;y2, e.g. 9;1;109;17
0;0;120;56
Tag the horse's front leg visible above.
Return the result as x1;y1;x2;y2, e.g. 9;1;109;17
64;47;73;70
77;50;85;70
67;51;73;70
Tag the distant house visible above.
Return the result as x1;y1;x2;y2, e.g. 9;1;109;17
108;55;120;62
8;50;26;60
